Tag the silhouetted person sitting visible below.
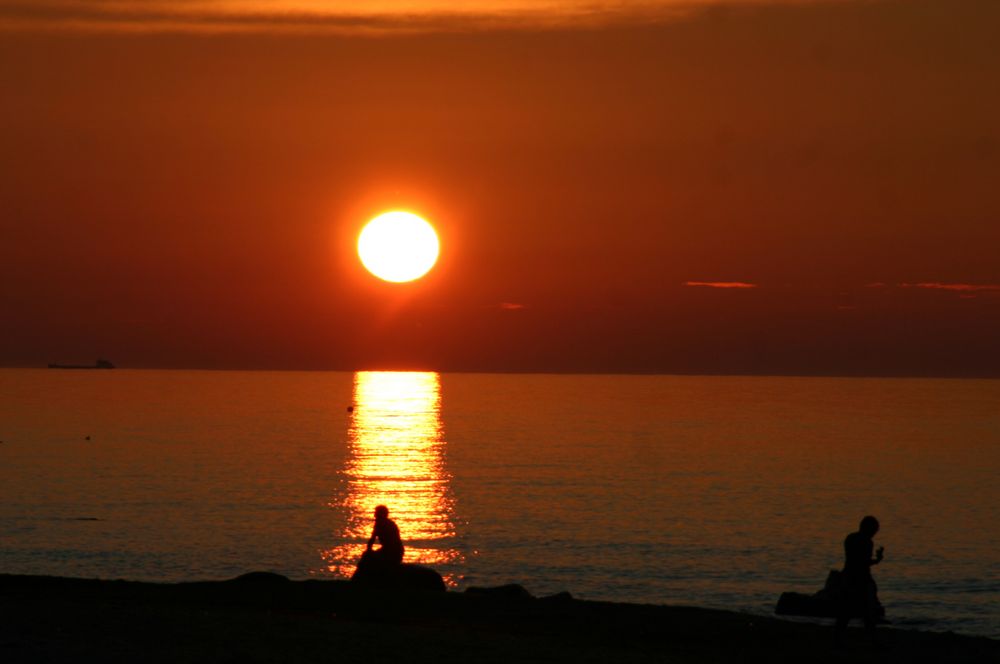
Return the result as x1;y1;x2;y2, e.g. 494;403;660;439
350;505;445;591
358;505;404;573
835;515;885;643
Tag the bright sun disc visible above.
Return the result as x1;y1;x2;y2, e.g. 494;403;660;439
358;211;440;283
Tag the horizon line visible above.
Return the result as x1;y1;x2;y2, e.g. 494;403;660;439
6;365;999;381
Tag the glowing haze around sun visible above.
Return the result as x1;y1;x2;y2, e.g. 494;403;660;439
357;211;440;283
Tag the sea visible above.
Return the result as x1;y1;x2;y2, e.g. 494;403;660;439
1;369;998;638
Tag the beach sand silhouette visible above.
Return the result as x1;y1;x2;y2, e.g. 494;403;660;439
1;572;997;663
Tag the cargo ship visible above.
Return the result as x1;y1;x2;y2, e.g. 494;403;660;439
48;359;115;369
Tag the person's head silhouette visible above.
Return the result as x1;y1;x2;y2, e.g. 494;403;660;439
374;505;389;521
859;515;880;537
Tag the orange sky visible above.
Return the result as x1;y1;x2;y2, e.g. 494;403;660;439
2;0;998;375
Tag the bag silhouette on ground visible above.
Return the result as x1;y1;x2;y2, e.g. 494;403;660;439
775;570;888;622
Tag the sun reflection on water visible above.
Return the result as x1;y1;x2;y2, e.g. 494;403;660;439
323;371;462;583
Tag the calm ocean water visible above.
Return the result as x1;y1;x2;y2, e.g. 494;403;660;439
1;369;998;637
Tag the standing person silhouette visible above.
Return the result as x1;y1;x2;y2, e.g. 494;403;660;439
365;505;404;566
835;515;885;644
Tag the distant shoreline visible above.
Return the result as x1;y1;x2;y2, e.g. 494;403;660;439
1;573;996;663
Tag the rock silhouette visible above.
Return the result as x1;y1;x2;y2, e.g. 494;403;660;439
350;554;446;592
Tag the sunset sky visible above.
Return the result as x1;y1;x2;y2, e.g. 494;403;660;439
2;0;998;375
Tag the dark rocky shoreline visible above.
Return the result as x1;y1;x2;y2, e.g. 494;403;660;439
1;572;997;663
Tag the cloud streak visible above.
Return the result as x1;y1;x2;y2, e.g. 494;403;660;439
0;0;825;33
865;282;1000;298
900;282;1000;293
684;281;758;289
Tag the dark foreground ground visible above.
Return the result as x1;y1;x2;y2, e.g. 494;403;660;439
1;573;997;663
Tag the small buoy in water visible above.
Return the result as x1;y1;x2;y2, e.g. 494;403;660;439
85;436;91;441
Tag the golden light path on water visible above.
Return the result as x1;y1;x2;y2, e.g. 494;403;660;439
322;371;462;584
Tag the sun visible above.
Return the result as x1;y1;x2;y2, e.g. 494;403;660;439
357;211;440;283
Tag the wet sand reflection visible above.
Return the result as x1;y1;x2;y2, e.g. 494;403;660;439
323;371;462;583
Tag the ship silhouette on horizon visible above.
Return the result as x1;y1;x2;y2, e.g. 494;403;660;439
48;359;115;370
